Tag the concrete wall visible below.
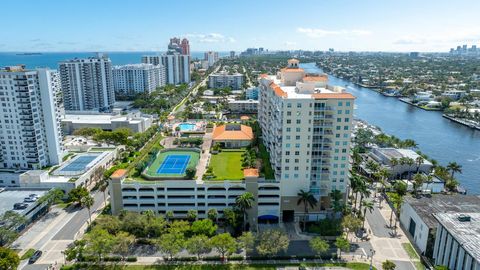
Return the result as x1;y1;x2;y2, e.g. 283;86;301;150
400;202;430;255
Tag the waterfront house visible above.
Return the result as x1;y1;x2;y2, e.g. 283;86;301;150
367;147;433;179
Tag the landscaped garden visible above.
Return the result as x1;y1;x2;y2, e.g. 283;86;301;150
207;149;246;180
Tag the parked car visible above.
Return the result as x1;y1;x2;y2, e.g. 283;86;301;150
13;203;28;210
24;197;37;203
28;250;42;264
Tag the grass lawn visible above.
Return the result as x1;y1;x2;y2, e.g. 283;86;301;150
258;142;274;180
209;149;245;180
144;150;200;178
402;243;419;260
63;262;374;270
20;249;36;260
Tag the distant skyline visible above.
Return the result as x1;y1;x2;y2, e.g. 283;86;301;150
2;0;480;53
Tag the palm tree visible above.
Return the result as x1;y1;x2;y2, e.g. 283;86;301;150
405;158;415;179
390;157;399;179
99;180;108;206
349;173;363;212
352;147;363;171
208;208;218;223
412;173;425;196
297;190;318;231
357;184;371;214
415;156;424;173
361;200;374;229
447;162;462;178
377;168;390;207
365;160;379;179
235;192;255;231
330;190;343;218
81;195;95;224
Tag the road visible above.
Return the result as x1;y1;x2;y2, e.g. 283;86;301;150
170;64;222;116
14;191;106;269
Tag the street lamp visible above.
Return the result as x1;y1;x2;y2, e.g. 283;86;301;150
369;248;376;270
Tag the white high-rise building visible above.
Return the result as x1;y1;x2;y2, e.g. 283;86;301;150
258;59;355;220
204;51;219;68
0;66;64;170
161;54;190;85
208;71;244;90
141;55;161;66
112;64;166;96
59;53;115;112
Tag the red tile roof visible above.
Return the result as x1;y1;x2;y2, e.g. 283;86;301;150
243;168;259;177
111;169;128;179
212;124;254;141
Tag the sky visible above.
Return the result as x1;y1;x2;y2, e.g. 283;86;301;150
2;0;480;53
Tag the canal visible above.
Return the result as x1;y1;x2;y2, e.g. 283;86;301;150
300;63;480;194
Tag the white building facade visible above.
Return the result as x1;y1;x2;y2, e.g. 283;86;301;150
59;54;115;112
0;66;64;170
258;59;355;221
208;72;244;90
112;64;166;96
161;54;191;85
204;51;219;68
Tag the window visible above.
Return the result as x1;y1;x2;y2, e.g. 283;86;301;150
346;101;351;106
287;111;291;116
345;110;350;114
286;143;291;148
295;135;300;140
296;119;301;124
286;127;291;132
287;103;292;108
338;101;343;106
337;118;341;122
296;128;300;132
286;119;291;124
344;118;349;122
297;103;302;108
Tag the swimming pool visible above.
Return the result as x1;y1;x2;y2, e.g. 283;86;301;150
178;123;196;132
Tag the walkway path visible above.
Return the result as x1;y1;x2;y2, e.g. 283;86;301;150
365;193;419;270
195;131;212;179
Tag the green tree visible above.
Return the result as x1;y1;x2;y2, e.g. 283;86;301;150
95;215;121;235
237;231;255;254
297;189;318;231
434;266;449;270
0;247;19;270
0;211;27;246
187;209;198;222
38;188;64;209
335;236;350;259
166;210;174;222
341;215;362;241
81;195;95;224
382;260;396;270
84;227;115;262
309;237;329;257
113;232;134;260
168;220;191;235
235;192;255;231
210;233;237;260
156;233;185;259
330;190;343;217
412;173;425;196
186;167;196;179
223;208;239;230
191;219;217;237
207;208;218;223
256;229;289;257
67;187;89;206
361;200;375;229
186;235;212;259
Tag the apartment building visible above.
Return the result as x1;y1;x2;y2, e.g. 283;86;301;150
258;59;354;221
161;54;191;85
208;71;244;89
112;63;166;96
0;66;64;170
204;51;219;68
59;53;115;112
228;99;258;113
141;55;161;66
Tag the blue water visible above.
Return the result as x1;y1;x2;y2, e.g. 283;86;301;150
300;63;480;194
0;51;231;69
179;123;196;132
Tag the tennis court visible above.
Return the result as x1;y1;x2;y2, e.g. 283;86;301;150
157;155;191;174
144;150;200;179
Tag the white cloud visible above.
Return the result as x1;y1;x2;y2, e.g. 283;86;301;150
297;27;372;38
185;33;236;43
393;29;480;48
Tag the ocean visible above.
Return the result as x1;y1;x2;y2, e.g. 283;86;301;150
0;51;231;69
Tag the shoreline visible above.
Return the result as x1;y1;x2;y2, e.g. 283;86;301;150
442;114;480;130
